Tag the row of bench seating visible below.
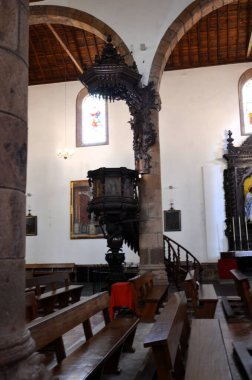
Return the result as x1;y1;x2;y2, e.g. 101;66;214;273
144;291;232;380
221;268;252;379
26;268;229;380
128;269;218;322
222;268;252;321
28;291;139;379
25;272;83;320
128;271;168;322
184;269;218;318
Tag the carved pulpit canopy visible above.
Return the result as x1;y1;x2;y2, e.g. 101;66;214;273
223;130;252;251
79;35;161;174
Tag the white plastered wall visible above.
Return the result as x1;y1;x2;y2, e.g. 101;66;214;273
159;62;250;262
27;62;251;264
26;81;138;264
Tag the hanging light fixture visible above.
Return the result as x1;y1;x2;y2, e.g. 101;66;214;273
57;59;75;160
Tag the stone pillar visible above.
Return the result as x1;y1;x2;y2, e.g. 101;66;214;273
0;1;49;378
139;108;168;285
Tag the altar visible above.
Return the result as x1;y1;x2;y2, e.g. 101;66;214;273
218;250;252;279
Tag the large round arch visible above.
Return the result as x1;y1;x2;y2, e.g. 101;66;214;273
149;0;236;89
29;5;134;66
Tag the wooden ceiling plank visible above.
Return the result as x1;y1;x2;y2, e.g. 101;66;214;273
33;25;55;82
43;24;62;71
47;24;83;74
246;0;252;57
82;30;93;66
29;29;46;82
197;19;201;66
187;32;194;67
206;16;210;63
72;30;85;69
178;39;183;68
61;26;79;78
227;4;231;61
93;34;101;60
217;8;221;62
236;3;240;59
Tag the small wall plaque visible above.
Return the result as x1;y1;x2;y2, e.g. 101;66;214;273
26;214;37;236
164;209;181;231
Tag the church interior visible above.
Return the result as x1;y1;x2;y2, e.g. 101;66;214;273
2;0;252;378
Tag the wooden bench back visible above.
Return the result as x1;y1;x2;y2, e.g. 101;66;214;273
26;263;75;271
128;272;153;300
25;290;37;322
26;263;76;281
26;272;70;295
184;269;198;308
144;291;189;380
28;291;110;351
230;269;252;315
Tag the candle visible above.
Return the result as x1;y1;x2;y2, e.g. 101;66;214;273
232;217;236;247
238;216;242;250
245;216;249;250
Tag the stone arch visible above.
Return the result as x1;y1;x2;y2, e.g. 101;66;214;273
29;5;134;66
149;0;236;89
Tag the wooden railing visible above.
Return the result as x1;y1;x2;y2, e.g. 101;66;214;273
163;235;203;289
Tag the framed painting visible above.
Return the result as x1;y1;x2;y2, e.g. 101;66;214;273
164;209;181;232
70;180;104;239
76;93;108;147
26;214;37;236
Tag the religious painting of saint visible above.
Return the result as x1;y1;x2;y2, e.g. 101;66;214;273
70;180;104;239
244;176;252;223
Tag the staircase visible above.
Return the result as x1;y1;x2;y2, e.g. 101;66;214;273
163;235;203;290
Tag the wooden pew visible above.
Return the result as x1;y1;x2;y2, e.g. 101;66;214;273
184;269;218;318
26;272;83;316
128;271;168;322
144;291;232;380
233;341;252;380
144;291;189;379
221;269;252;321
25;263;76;282
28;291;139;379
185;319;232;380
25;290;38;323
230;269;252;316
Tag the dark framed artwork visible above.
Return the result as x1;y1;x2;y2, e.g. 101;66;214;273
164;209;181;232
70;180;104;239
26;214;37;236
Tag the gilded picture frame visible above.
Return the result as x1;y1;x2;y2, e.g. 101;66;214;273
70;180;104;239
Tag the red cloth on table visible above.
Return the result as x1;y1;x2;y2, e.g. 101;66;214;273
109;282;135;319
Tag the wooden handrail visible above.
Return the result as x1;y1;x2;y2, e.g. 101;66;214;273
163;235;203;288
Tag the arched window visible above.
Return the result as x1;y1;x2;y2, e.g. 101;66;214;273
76;87;108;147
239;69;252;135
